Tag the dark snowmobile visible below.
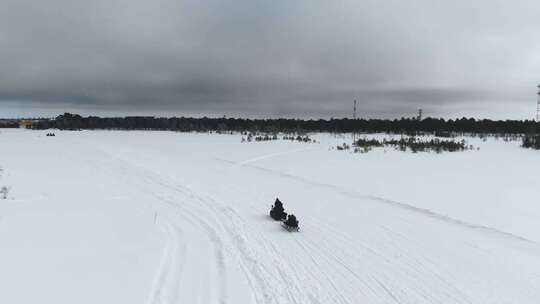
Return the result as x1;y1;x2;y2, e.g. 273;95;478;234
269;198;287;221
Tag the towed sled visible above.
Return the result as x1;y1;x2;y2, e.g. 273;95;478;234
282;214;300;232
282;222;300;232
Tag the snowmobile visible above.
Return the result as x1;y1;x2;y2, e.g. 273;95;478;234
269;198;287;221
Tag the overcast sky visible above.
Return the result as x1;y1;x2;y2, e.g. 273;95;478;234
1;0;540;119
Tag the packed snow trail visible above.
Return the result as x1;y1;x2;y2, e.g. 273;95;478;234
2;130;540;304
84;131;540;304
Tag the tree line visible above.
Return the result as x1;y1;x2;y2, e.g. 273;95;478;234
0;120;20;128
26;113;540;135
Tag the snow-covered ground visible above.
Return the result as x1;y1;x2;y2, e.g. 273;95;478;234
1;129;540;304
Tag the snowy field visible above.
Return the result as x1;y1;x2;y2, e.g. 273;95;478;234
1;129;540;304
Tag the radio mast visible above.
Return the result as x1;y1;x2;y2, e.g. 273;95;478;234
353;100;357;144
536;84;540;122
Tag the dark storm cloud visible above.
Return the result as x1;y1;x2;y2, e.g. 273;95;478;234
1;0;540;118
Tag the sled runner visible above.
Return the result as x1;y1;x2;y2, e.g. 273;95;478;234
282;222;300;232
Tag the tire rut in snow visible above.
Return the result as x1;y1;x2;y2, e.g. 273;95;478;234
89;156;230;304
147;221;185;304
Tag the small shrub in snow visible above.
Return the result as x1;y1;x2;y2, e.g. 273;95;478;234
337;143;350;150
522;134;540;150
0;186;8;199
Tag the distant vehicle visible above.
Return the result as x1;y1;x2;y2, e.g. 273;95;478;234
269;198;287;221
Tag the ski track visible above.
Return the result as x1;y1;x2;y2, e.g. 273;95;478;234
235;147;313;165
74;145;226;304
147;220;185;304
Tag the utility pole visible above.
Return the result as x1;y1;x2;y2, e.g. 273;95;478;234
353;100;357;144
536;84;540;122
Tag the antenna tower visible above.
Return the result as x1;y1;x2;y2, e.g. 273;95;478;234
536;84;540;122
353;100;357;144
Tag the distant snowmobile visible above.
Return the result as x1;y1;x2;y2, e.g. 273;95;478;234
269;198;287;221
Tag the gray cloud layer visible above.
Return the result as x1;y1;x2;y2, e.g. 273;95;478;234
1;0;540;118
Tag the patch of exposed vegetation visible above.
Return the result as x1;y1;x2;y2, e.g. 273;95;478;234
336;143;351;151
282;135;314;143
241;133;278;142
522;134;540;150
346;137;472;153
241;132;315;143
